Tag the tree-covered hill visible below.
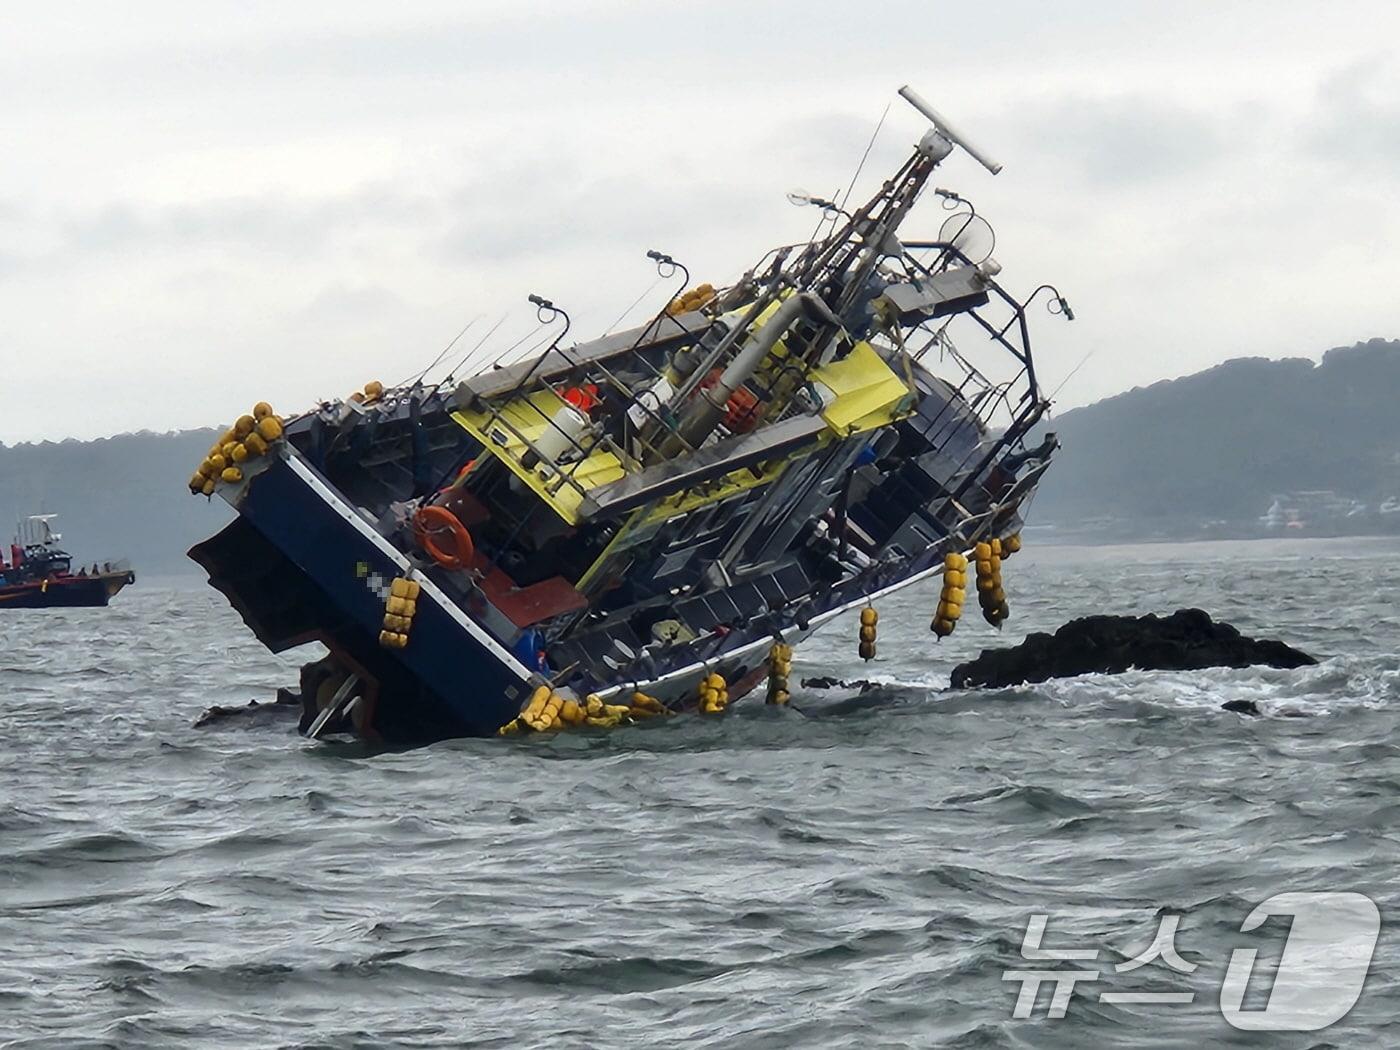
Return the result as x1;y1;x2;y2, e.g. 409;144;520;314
1030;338;1400;534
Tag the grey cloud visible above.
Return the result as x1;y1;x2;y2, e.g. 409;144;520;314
435;166;770;265
65;184;437;255
1303;57;1400;169
292;282;412;325
1008;94;1237;186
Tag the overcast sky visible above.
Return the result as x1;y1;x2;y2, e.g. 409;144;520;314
2;1;1398;444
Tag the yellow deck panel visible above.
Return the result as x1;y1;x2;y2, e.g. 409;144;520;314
452;392;626;525
809;341;913;435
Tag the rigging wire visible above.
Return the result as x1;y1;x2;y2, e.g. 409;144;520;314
394;315;483;390
436;314;510;386
838;99;893;214
480;319;556;375
1046;349;1096;404
603;275;664;336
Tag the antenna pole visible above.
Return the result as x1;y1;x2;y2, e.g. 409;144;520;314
897;85;1002;175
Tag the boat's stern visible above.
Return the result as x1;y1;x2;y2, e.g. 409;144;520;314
188;413;535;742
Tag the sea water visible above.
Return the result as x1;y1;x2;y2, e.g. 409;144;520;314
3;537;1398;1048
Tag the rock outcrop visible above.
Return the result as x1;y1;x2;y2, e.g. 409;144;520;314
193;688;301;728
950;609;1315;689
1221;699;1262;716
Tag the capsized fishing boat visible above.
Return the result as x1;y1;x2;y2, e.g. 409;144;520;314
0;515;135;609
187;87;1070;742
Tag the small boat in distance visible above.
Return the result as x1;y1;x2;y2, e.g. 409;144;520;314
0;515;135;609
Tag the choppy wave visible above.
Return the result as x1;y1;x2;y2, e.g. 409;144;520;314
2;539;1399;1047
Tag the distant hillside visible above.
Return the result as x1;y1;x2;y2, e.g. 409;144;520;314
3;339;1399;571
0;430;229;576
1031;338;1400;536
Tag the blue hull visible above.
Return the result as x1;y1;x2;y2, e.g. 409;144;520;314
200;453;530;739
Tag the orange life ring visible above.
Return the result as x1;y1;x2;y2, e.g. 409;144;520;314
414;505;474;570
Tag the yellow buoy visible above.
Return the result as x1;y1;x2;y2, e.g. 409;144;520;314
234;415;256;438
364;380;384;400
256;416;283;441
858;605;878;660
244;433;268;457
935;547;970;637
201;478;216;496
767;641;792;705
220;466;243;483
253;401;274;420
632;692;664;713
523;685;550;722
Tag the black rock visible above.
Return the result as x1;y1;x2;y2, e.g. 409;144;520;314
949;609;1315;689
800;676;882;692
1221;699;1262;717
193;688;301;728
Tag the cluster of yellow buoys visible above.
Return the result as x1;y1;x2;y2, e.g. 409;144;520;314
858;607;878;661
975;538;1010;627
932;551;969;637
666;283;716;316
348;380;385;405
498;687;671;734
379;576;420;649
766;641;793;705
188;402;284;496
699;671;729;714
